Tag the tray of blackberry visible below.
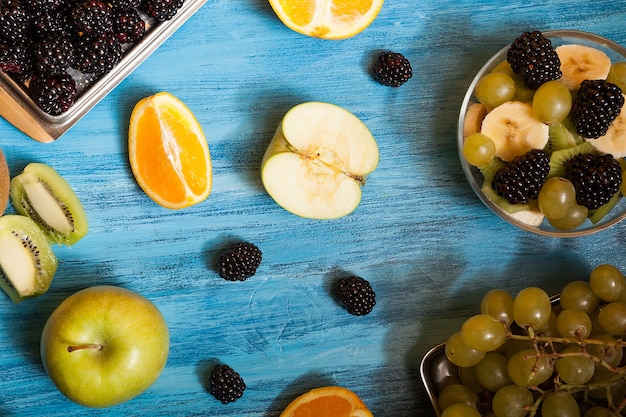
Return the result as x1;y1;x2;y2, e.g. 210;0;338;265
0;0;207;143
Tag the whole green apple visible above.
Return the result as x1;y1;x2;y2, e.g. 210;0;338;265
40;285;170;408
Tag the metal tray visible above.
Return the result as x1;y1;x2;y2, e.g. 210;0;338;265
0;0;207;143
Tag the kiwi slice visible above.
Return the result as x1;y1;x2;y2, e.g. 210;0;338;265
548;141;597;178
10;163;88;246
546;123;579;153
589;192;622;224
0;215;58;303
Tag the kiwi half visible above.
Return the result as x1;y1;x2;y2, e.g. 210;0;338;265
0;215;58;303
10;163;88;246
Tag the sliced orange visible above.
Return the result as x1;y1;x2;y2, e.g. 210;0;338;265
128;92;212;210
279;386;374;417
268;0;384;40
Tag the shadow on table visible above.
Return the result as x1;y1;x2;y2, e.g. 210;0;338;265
262;371;335;417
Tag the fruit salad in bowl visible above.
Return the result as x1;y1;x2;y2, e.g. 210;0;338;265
458;30;626;237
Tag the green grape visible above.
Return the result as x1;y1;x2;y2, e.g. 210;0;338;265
606;61;626;92
463;133;496;167
461;314;507;352
555;345;595;385
438;384;479;411
532;80;572;124
507;348;554;387
491;384;534;417
441;403;481;417
556;308;592;339
540;391;580;417
504;337;532;358
590;264;626;302
597;301;626;336
587;333;623;368
513;287;552;329
588;368;624;400
474;72;516;109
445;331;486;367
536;310;559;337
547;203;588;230
458;365;484;394
538;177;577;220
480;289;514;326
474;352;512;392
560;281;600;314
584;406;612;417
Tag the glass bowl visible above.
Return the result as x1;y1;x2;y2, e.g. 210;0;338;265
458;30;626;237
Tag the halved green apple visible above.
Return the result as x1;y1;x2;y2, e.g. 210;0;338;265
261;102;379;219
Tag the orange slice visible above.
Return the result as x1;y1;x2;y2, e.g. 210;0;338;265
279;386;374;417
128;92;212;209
268;0;384;40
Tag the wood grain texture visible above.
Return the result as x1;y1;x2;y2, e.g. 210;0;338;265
1;0;626;416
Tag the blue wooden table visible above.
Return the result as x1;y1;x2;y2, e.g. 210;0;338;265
2;1;626;416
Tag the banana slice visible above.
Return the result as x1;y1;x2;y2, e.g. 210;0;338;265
556;44;612;90
463;103;488;138
480;101;549;162
587;95;626;157
510;208;545;227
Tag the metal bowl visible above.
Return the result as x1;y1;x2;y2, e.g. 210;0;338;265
0;0;207;143
457;30;626;237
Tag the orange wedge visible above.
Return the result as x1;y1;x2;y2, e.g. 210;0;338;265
279;386;374;417
128;92;212;210
268;0;384;40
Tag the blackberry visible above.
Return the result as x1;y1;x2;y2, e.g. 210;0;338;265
141;0;184;21
507;31;562;89
70;0;113;36
22;0;64;13
373;51;412;87
571;80;624;139
112;8;145;44
565;153;622;210
0;42;32;78
334;276;376;316
218;242;262;281
491;149;550;204
208;364;246;404
74;32;122;74
31;10;73;40
0;0;31;45
29;72;77;115
30;36;76;75
109;0;141;10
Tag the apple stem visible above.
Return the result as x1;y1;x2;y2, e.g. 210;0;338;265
67;344;103;353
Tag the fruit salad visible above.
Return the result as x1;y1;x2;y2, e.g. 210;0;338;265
460;30;626;234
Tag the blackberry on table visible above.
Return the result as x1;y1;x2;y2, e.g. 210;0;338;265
571;80;624;139
0;0;31;45
218;242;262;281
507;31;562;89
29;72;77;115
565;153;622;210
141;0;184;21
208;364;246;404
30;36;76;75
74;32;122;75
112;8;145;44
335;276;376;316
70;0;113;36
373;51;412;87
491;149;550;204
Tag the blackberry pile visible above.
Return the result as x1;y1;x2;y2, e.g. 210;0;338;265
491;149;551;204
507;30;562;89
208;364;246;404
373;51;412;87
217;242;262;281
0;0;184;115
334;276;376;316
565;153;622;210
571;80;625;139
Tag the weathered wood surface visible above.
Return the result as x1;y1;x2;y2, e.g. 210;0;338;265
1;1;626;416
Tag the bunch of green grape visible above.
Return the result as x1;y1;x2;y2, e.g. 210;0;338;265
438;264;626;417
